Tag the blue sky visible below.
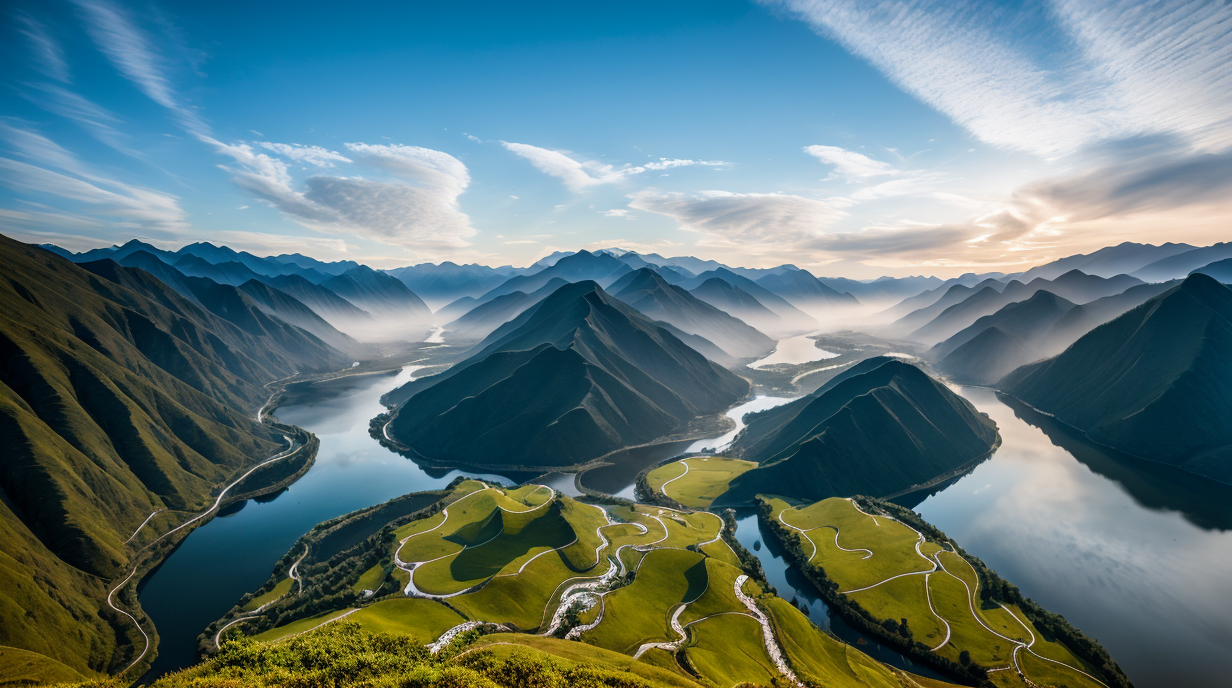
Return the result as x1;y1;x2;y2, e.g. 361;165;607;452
2;0;1229;277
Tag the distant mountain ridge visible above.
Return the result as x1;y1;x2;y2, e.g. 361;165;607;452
1002;274;1232;484
611;268;775;359
383;281;749;467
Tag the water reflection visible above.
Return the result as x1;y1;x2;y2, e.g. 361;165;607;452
138;367;503;680
747;333;838;369
914;387;1232;688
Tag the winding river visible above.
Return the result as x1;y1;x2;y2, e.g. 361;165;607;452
137;367;505;680
137;363;1232;688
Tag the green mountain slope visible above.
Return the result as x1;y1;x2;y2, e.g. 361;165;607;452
0;235;344;675
723;358;997;502
1002;274;1232;483
384;281;749;467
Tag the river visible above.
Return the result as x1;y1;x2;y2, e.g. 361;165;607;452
138;366;1232;688
136;367;506;681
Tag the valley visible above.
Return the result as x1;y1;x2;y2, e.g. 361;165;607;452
3;236;1230;688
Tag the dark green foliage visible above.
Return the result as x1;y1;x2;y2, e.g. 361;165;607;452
1003;274;1232;483
725;358;998;502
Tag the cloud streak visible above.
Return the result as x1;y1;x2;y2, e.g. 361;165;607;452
804;145;896;179
773;0;1232;156
502;142;730;191
629;189;846;246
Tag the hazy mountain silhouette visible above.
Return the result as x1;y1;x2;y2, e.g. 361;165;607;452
1003;274;1232;484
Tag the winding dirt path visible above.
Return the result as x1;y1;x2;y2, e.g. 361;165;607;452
734;574;803;687
107;434;304;675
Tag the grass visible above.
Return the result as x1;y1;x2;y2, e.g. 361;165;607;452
1019;649;1108;688
244;577;294;611
681;612;777;688
467;633;705;688
783;498;931;590
646;457;757;508
581;548;707;653
761;596;898;688
414;503;576;594
846;574;946;647
0;645;86;685
762;495;1110;686
678;558;746;625
350;563;387;594
252;609;355;643
348;598;466;641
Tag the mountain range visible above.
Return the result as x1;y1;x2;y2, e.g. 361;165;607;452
0;236;347;674
1002;274;1232;484
382;281;750;467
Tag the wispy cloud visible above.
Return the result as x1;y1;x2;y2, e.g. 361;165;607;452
773;0;1232;156
502;142;730;192
255;142;351;168
629;189;846;247
73;0;210;137
211;140;476;250
804;145;896;179
0;123;186;231
17;13;71;83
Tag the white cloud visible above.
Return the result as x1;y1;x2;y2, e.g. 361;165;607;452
18;14;71;83
0;124;186;231
73;0;209;136
804;145;896;178
773;0;1232;156
628;189;846;246
209;139;475;250
502;142;730;192
601;209;630;218
256;142;351;167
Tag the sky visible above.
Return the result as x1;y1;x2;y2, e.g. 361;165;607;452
1;0;1229;278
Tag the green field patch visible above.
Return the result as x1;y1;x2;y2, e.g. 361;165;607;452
683;612;777;688
348;598;465;642
0;646;86;685
1020;649;1108;688
415;503;578;593
254;609;354;643
393;510;446;544
655;509;722;549
452;550;585;630
784;498;931;591
679;559;746;625
847;574;946;647
927;572;1014;666
583;548;707;653
244;577;294;611
700;538;742;567
649;457;758;509
504;484;553;506
351;563;388;594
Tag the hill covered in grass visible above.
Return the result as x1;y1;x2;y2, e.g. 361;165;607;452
723;357;998;503
0;235;346;676
383;281;749;468
1003;273;1232;483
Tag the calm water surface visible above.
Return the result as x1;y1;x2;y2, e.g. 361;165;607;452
747;333;838;369
909;387;1232;688
137;367;504;680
